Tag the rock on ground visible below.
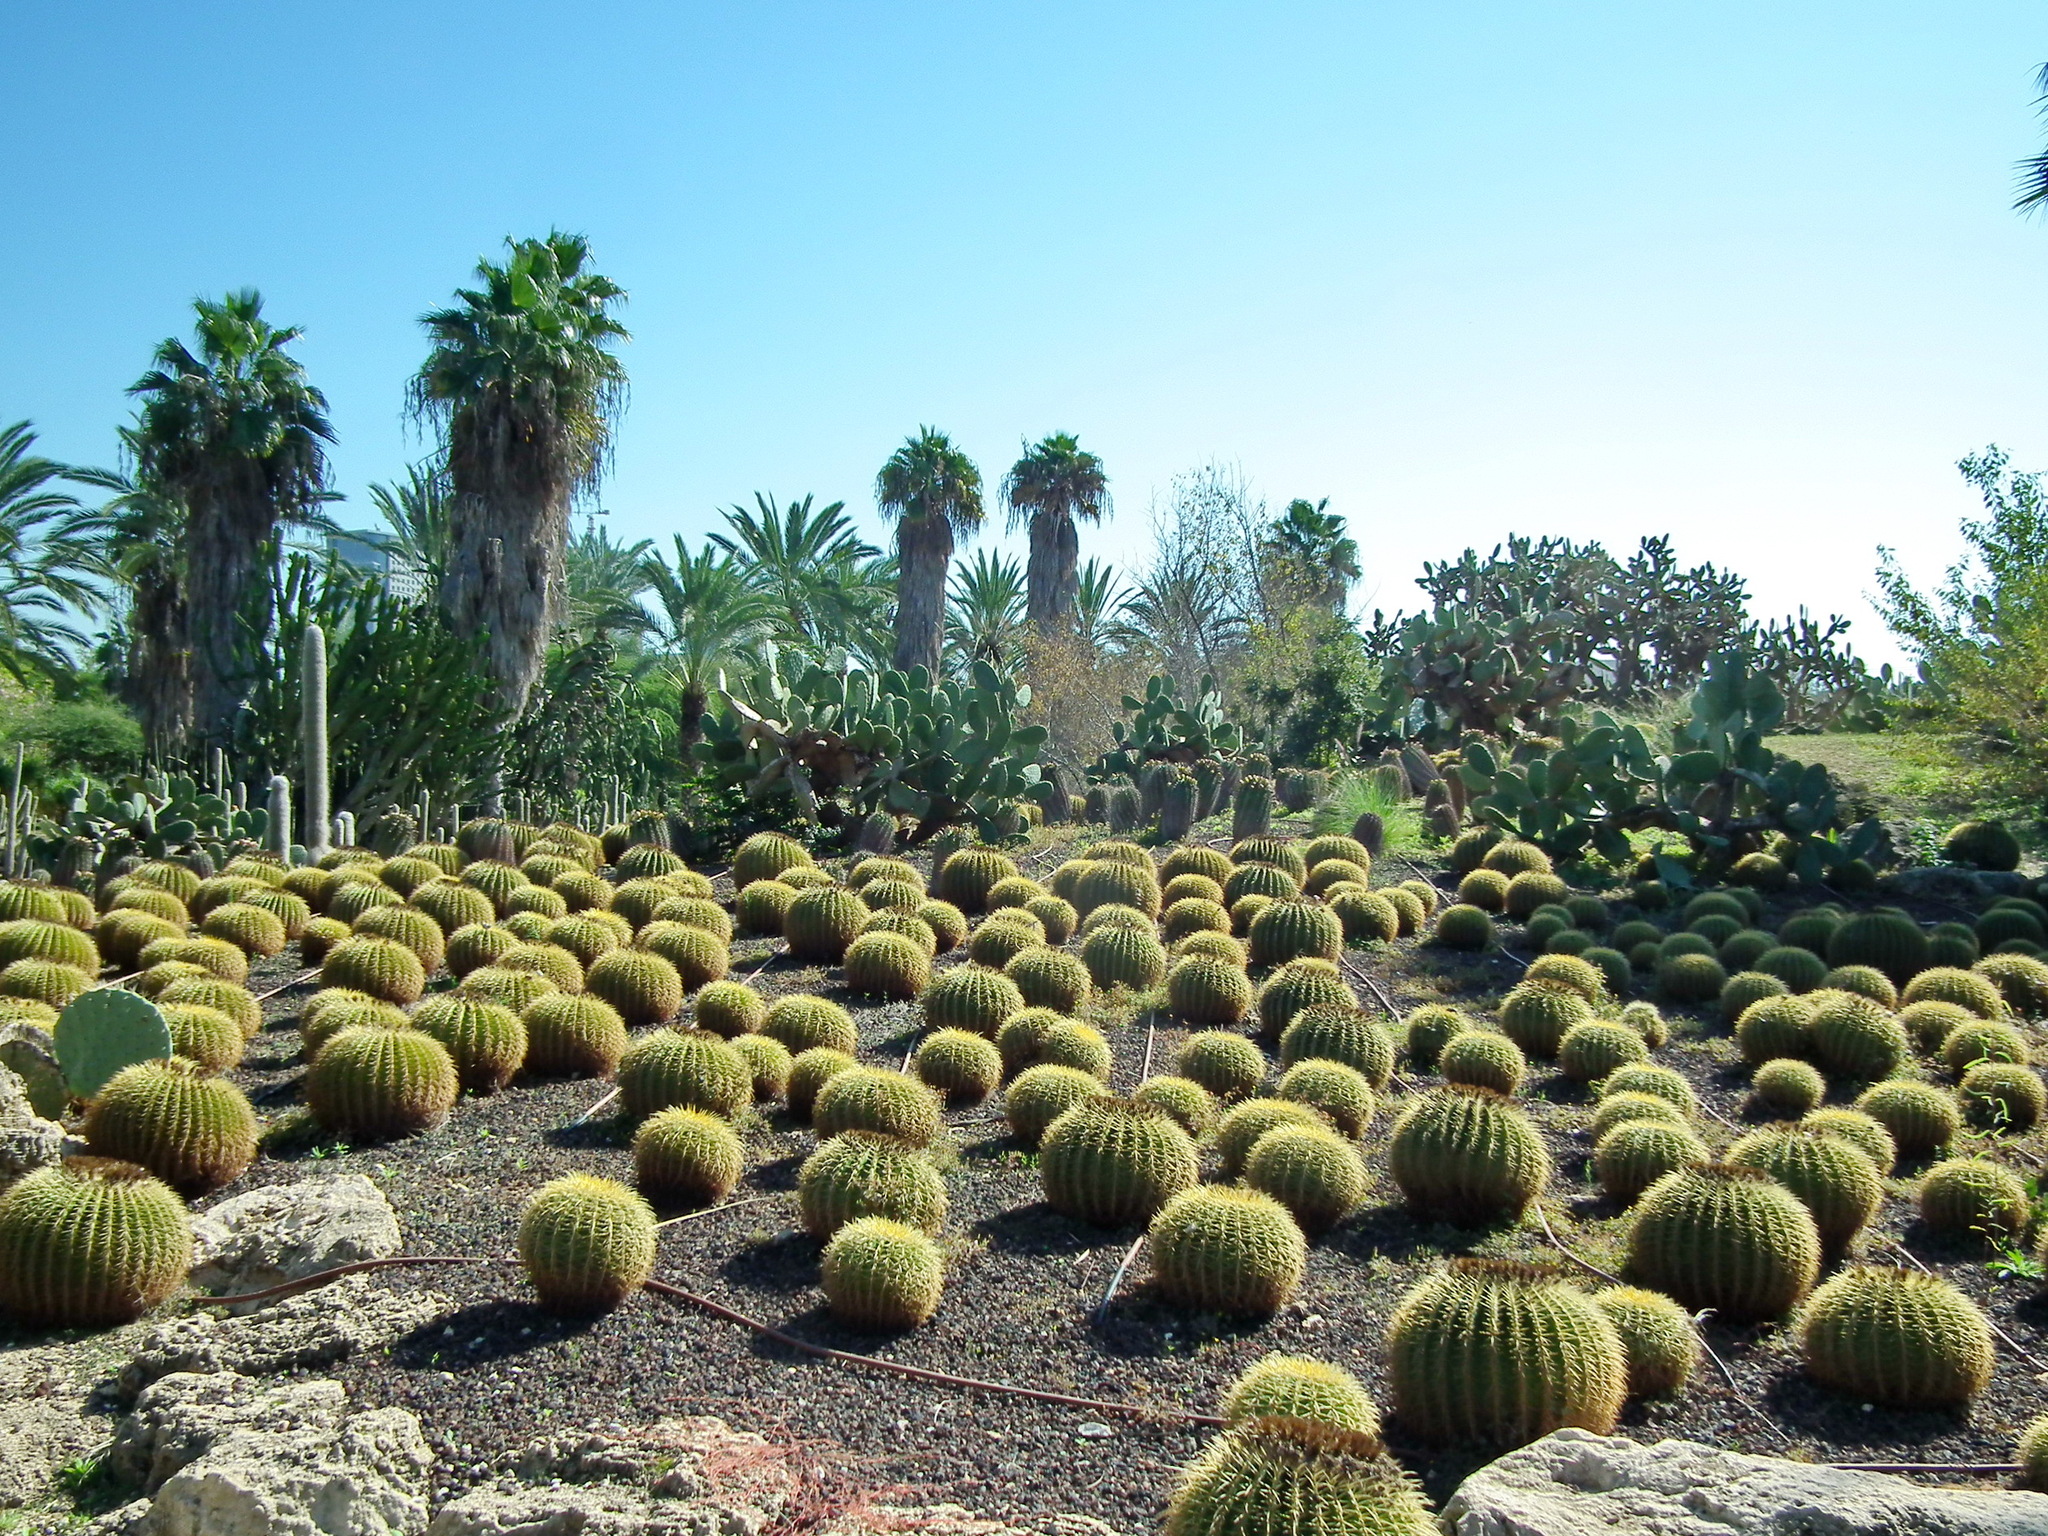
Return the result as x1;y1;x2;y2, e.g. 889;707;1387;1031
119;1275;446;1398
191;1174;403;1305
110;1372;349;1493
1440;1428;2048;1536
0;1056;64;1187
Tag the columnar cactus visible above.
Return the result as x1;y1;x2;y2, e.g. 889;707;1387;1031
517;1175;658;1314
1798;1266;1994;1409
1386;1259;1627;1447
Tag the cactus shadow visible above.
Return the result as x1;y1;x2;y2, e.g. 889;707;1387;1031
969;1200;1130;1259
1318;1202;1495;1267
1758;1370;1975;1448
748;1150;805;1192
390;1299;597;1371
542;1112;632;1152
716;1228;821;1297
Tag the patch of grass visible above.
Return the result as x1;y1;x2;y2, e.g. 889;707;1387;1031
1313;771;1428;856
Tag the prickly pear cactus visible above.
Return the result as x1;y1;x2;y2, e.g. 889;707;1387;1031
55;989;174;1102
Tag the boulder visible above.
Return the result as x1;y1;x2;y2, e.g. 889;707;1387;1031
0;1056;64;1187
1440;1428;2048;1536
110;1372;347;1493
120;1275;446;1398
425;1484;738;1536
144;1404;431;1536
191;1175;402;1304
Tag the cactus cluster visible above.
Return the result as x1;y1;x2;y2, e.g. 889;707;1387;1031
1917;1157;2031;1245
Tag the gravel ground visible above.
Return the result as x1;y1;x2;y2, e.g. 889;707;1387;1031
21;831;2048;1529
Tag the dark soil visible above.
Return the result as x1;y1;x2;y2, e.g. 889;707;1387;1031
22;824;2048;1529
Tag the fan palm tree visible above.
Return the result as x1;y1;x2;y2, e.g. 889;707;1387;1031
0;423;108;686
640;537;775;754
2017;63;2048;215
876;427;983;674
128;291;333;747
70;432;189;742
945;549;1027;672
710;492;888;655
1263;497;1361;612
368;461;451;596
1002;432;1110;632
409;232;629;725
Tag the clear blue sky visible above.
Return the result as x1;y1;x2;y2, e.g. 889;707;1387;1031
6;3;2045;669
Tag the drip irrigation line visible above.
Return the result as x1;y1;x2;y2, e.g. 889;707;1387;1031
569;1088;620;1127
189;1254;505;1307
1531;1202;1623;1286
255;968;321;1002
656;1194;787;1230
1689;1308;1794;1448
641;1278;1222;1428
1139;1020;1156;1081
1093;1236;1147;1324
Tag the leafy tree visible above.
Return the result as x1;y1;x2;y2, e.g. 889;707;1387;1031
710;493;893;659
640;537;775;754
0;423;109;687
945;549;1027;672
876;427;983;673
127;291;333;747
1001;432;1110;631
1262;497;1359;613
410;232;629;727
1878;445;2048;806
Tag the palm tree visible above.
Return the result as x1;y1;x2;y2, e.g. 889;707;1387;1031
562;523;655;645
0;423;108;686
1263;498;1361;613
128;291;332;747
368;461;451;596
945;550;1027;672
409;232;629;724
1002;432;1110;632
876;427;983;674
640;537;775;755
70;432;189;743
1071;558;1145;653
710;493;888;655
2018;63;2048;214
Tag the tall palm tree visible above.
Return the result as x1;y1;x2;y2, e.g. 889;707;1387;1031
368;460;451;596
945;549;1027;672
2017;63;2048;214
710;493;887;655
640;537;775;755
70;431;189;742
409;232;629;724
0;423;108;686
1002;432;1110;632
876;427;983;674
1263;497;1361;613
129;291;332;746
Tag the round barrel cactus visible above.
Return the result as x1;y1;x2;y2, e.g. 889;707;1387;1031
1917;1157;2031;1245
1131;1075;1218;1139
1039;1097;1199;1226
1751;1059;1824;1116
1218;1354;1378;1435
618;1028;750;1121
762;994;858;1056
1625;1163;1820;1322
518;1175;658;1314
1806;992;1909;1081
1163;1419;1435;1536
305;1025;460;1141
1147;1185;1307;1315
1856;1080;1960;1157
1167;956;1254;1028
1388;1085;1550;1225
812;1067;943;1147
632;1106;745;1205
1497;982;1592;1059
1799;1266;1994;1409
1242;1122;1367;1233
1438;1030;1525;1096
1594;1118;1707;1205
521;993;629;1079
1593;1285;1698;1398
798;1131;946;1237
1725;1126;1883;1249
821;1216;945;1330
0;1157;192;1328
411;995;527;1093
921;967;1025;1038
84;1059;258;1195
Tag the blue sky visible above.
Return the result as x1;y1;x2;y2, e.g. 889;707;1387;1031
6;3;2045;668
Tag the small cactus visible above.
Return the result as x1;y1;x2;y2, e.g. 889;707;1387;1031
1166;956;1253;1027
1039;1097;1200;1226
733;831;813;888
734;880;797;936
783;886;868;964
1557;1021;1648;1084
842;931;933;1001
1175;1030;1266;1101
635;923;730;992
1798;1266;1994;1409
1856;1079;1960;1157
1726;1126;1883;1250
1388;1085;1549;1224
522;993;630;1079
617;1028;750;1120
1387;1259;1627;1447
934;847;1019;912
920;967;1025;1038
1003;1063;1106;1146
1625;1163;1820;1322
762;994;859;1055
1497;982;1591;1058
1243;1122;1367;1232
517;1174;658;1314
1218;1355;1379;1434
1918;1157;2031;1245
1147;1184;1307;1315
0;1157;192;1328
787;1047;856;1121
1278;1005;1393;1089
1078;924;1168;993
821;1217;945;1330
1438;1030;1525;1095
1594;1118;1708;1204
1163;1419;1435;1536
1593;1286;1699;1398
1004;946;1092;1014
1257;959;1355;1041
812;1067;943;1147
1826;912;1931;985
1131;1075;1218;1139
798;1131;946;1236
692;981;767;1039
632;1106;745;1205
1959;1061;2046;1132
1401;1004;1466;1070
913;1029;1003;1103
1806;992;1909;1081
321;935;427;1006
1213;1099;1330;1178
1275;1059;1374;1138
1752;1059;1825;1115
411;995;527;1093
1247;901;1343;967
1735;994;1814;1065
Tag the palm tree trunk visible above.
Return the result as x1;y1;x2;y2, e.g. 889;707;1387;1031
678;684;708;758
441;481;567;718
1026;511;1079;632
185;482;273;749
891;515;952;674
125;573;191;745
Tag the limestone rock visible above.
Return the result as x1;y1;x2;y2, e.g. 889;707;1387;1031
1440;1428;2048;1536
120;1275;445;1398
191;1175;402;1304
0;1056;64;1187
425;1484;747;1536
110;1372;347;1493
144;1404;432;1536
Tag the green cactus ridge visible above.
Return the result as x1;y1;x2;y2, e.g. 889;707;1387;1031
494;940;584;993
1438;1030;1526;1096
1148;1184;1307;1316
0;1157;193;1328
1388;1085;1550;1225
1594;1119;1708;1204
820;1216;946;1331
936;847;1019;912
633;923;730;994
1593;1286;1699;1398
812;1067;944;1147
410;995;527;1093
618;1028;751;1121
1625;1162;1820;1322
1802;1107;1897;1174
1163;1418;1435;1536
762;994;858;1057
1242;1123;1368;1233
83;1059;258;1195
144;1003;239;1077
1218;1356;1380;1436
798;1131;947;1237
1387;1258;1627;1448
1977;953;2048;1017
1278;1006;1394;1089
632;1106;745;1205
1039;1097;1200;1227
518;1174;658;1314
1799;1266;1994;1409
1225;862;1301;907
